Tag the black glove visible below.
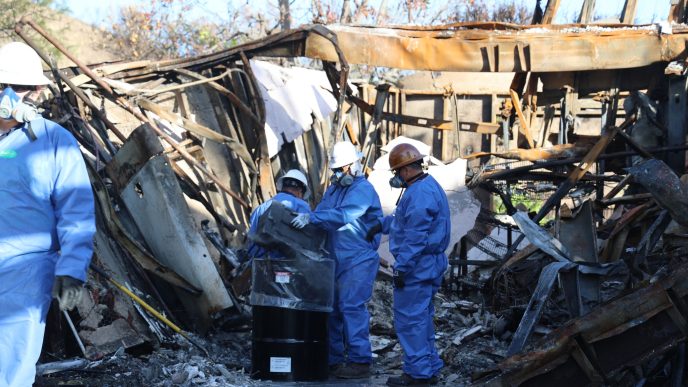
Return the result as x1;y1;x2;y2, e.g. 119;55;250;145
236;248;250;263
51;275;84;311
366;220;382;242
393;271;406;289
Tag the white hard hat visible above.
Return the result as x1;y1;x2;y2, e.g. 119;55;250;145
276;169;310;199
329;141;362;169
0;42;51;86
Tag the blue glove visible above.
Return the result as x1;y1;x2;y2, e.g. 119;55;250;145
393;271;405;289
290;213;310;229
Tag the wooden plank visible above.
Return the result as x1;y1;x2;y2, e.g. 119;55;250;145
578;0;596;24
542;0;561;24
669;0;688;23
620;0;638;24
509;89;535;148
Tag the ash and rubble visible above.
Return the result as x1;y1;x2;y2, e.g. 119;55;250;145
37;281;520;386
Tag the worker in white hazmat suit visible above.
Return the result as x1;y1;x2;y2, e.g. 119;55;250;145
0;42;95;387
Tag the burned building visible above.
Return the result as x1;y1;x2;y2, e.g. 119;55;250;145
18;0;688;385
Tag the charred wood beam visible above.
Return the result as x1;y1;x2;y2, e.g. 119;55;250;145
499;114;636;260
14;24;127;143
620;0;638;24
669;0;688;24
361;84;391;168
617;130;654;159
603;174;632;200
482;262;688;385
509;88;535;148
238;52;272;200
578;0;596;24
349;94;453;130
173;68;262;129
469;144;688;186
598;193;653;206
307;23;688;72
137;98;257;175
99;22;688;77
542;0;561;24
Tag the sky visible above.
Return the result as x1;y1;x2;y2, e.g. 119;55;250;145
57;0;670;28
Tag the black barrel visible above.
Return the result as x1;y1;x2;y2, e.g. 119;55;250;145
251;305;329;381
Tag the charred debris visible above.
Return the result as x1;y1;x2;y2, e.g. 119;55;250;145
19;0;688;385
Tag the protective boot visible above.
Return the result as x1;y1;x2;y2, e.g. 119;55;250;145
332;362;370;379
386;372;438;386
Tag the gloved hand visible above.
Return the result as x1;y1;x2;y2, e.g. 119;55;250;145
236;248;250;263
393;271;406;289
366;220;382;242
290;213;310;229
51;275;84;311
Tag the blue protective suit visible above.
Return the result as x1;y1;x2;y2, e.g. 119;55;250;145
246;192;310;259
309;176;382;365
381;174;450;379
0;118;95;387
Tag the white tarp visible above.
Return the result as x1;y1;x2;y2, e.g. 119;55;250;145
368;136;480;267
251;60;338;157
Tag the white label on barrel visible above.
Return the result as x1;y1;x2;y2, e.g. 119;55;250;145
270;357;292;372
275;272;290;283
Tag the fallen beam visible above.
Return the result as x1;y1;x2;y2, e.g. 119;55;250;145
478;261;688;386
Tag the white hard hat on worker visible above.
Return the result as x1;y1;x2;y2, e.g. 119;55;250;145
0;42;51;86
329;141;363;169
329;141;364;186
276;169;311;200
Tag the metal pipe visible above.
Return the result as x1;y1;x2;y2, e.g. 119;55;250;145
90;265;211;357
13;25;127;143
63;310;88;359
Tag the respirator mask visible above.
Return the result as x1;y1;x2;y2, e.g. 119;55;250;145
389;170;407;189
0;87;38;123
330;167;354;187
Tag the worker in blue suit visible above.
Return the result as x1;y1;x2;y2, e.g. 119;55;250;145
246;169;311;259
374;143;450;386
0;42;95;387
291;141;382;379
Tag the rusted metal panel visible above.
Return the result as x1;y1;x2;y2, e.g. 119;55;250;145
304;24;688;72
104;124;163;193
119;155;234;331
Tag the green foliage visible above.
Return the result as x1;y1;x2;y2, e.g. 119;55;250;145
0;0;67;61
494;192;543;215
107;0;247;60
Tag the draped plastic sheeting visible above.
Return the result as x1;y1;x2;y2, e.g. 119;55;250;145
251;60;337;157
